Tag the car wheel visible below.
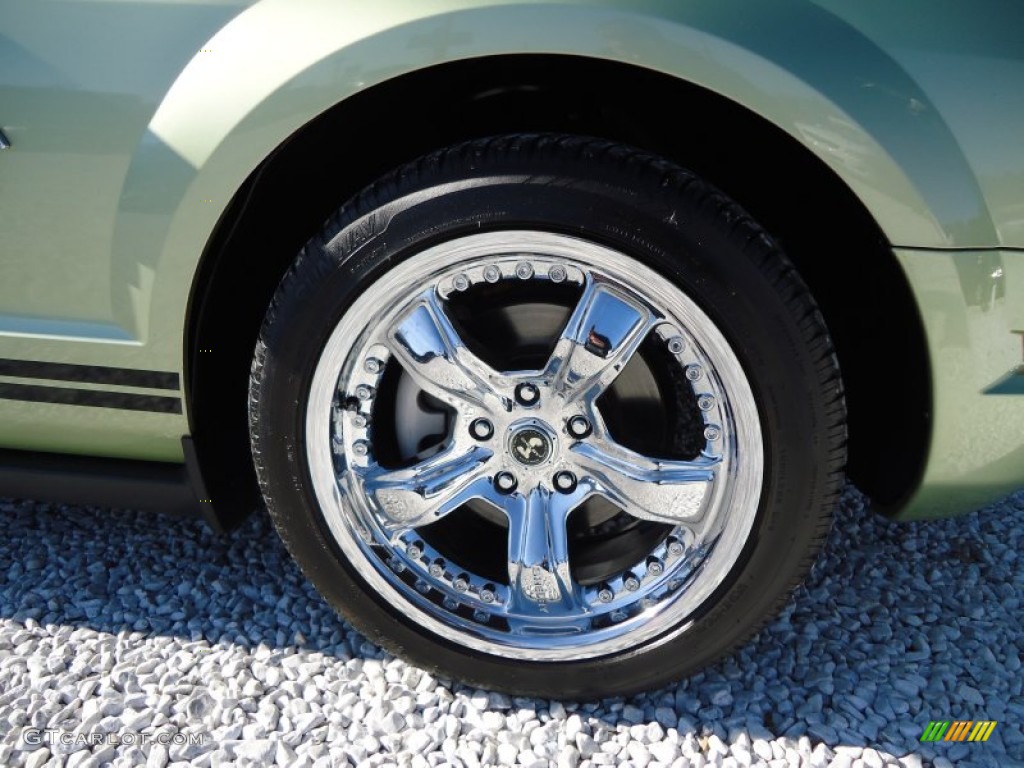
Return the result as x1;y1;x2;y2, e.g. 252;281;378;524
249;134;845;697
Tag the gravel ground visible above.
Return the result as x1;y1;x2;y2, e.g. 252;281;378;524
0;485;1021;768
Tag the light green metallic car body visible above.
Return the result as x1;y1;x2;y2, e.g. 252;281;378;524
0;0;1021;519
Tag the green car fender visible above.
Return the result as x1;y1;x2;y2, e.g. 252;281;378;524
140;0;993;348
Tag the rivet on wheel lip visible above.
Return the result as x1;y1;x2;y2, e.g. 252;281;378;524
453;574;470;592
548;264;568;283
480;585;497;603
667;336;686;354
515;262;534;279
685;365;703;382
351;440;369;457
597;586;615;603
483;265;501;283
697;395;715;411
352;413;368;428
364;357;383;374
623;573;641;591
406;541;424;560
354;384;374;401
429;560;445;577
452;273;470;291
704;425;721;441
667;538;684;556
646;558;664;576
472;610;490;623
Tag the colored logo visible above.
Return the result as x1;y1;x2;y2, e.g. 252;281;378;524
920;721;997;742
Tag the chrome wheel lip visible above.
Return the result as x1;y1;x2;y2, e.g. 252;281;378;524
306;231;763;661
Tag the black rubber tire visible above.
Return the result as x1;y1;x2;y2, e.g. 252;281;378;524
249;134;846;698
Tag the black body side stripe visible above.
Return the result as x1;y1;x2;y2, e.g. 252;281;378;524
0;359;179;390
0;383;182;414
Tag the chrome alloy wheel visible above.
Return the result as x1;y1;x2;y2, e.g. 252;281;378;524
305;231;763;660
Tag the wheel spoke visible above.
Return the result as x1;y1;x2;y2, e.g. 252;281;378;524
388;289;506;413
544;277;656;403
571;438;719;525
504;486;583;613
362;445;493;531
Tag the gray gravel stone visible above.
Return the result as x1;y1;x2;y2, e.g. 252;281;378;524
0;487;1020;767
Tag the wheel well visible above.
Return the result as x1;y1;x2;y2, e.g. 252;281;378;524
186;54;929;529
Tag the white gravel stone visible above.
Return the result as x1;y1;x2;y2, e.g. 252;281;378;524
145;744;169;768
860;748;884;768
564;714;584;741
576;733;598;758
556;745;580;768
23;748;51;768
627;740;652;767
497;742;520;764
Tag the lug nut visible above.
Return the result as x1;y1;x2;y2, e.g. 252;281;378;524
514;383;540;406
623;573;640;591
364;357;383;374
494;471;518;494
553;471;577;494
515;262;534;280
480;584;497;603
548;265;567;283
566;415;592;439
667;336;686;354
351;440;369;457
597;586;615;603
452;273;470;291
469;418;494;440
483;265;501;283
355;384;374;401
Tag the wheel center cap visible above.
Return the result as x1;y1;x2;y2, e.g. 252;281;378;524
509;427;552;466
